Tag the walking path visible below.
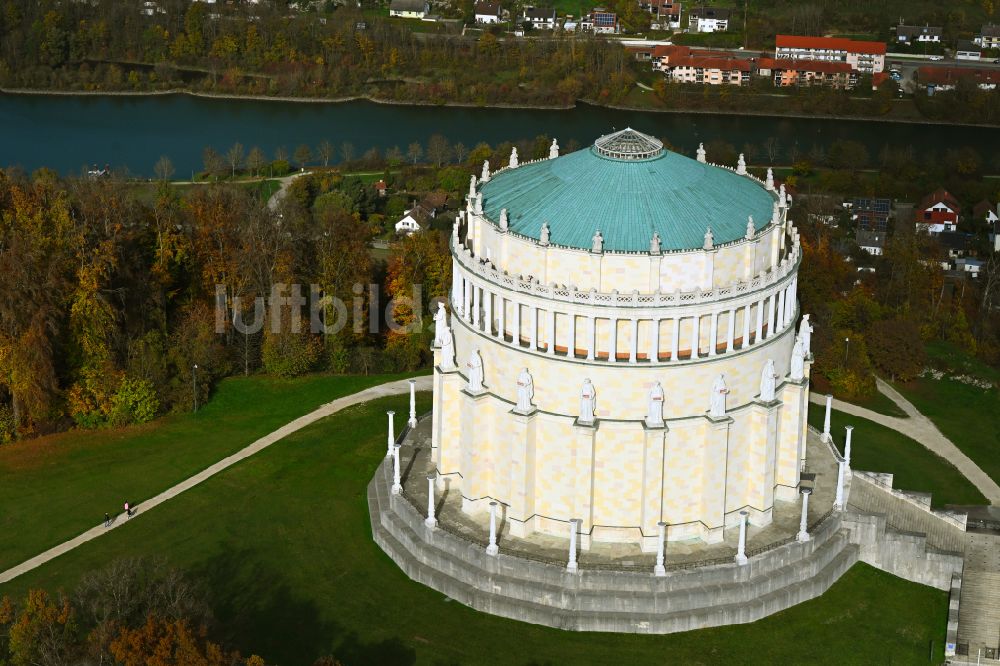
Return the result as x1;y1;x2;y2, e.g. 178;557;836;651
810;378;1000;505
0;376;432;585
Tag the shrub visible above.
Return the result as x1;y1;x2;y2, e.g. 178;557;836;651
0;405;15;443
109;378;160;427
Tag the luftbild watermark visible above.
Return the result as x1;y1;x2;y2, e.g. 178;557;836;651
214;283;435;336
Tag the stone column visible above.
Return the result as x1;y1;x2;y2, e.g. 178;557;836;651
408;379;417;428
844;425;854;468
822;394;832;442
512;301;521;347
391;444;402;495
689;314;700;359
784;282;795;326
529;306;538;350
629;318;638;364
755;298;764;344
796;487;811;542
484;289;493;335
486;501;499;555
497;295;505;340
654;521;666;576
587;316;596;360
650;318;660;363
566;519;579;572
834;460;846;510
735;511;749;565
725;308;736;352
708;311;719;357
425;474;438;529
777;287;786;333
451;262;462;313
386;410;396;457
670;318;680;361
547;308;556;355
568;313;577;358
463;277;472;323
741;304;751;349
766;294;776;339
473;283;481;328
608;317;618;363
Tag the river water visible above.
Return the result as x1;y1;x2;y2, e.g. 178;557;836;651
2;93;998;177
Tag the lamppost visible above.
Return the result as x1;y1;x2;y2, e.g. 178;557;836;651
844;337;850;367
192;364;199;413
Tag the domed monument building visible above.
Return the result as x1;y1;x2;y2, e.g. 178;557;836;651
369;130;965;636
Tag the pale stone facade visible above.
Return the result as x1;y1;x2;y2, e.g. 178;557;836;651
431;131;811;550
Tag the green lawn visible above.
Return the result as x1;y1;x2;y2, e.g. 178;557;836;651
2;393;948;665
809;376;907;418
0;372;419;571
807;403;986;507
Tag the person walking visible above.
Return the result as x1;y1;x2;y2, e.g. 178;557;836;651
124;501;130;520
104;512;111;528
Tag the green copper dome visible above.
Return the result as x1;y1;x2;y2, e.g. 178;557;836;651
480;129;776;253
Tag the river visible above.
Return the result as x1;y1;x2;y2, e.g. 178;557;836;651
2;93;999;177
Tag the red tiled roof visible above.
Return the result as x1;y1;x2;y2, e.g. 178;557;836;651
918;188;961;213
652;44;691;59
776;35;887;55
671;55;751;71
917;65;1000;86
757;57;852;74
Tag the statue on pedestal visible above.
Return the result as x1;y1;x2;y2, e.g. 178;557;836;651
474;192;483;215
798;314;813;357
737;153;746;175
779;184;787;207
646;381;665;426
759;359;777;402
709;374;729;417
790;337;805;381
467;349;484;392
440;327;456;370
549;139;559;159
481;160;490;182
433;302;448;347
650;232;661;254
539;222;550;246
516;368;534;412
745;216;755;240
579;379;596;424
591;230;604;253
468;174;477;199
509;147;519;168
765;167;774;190
499;208;509;232
696;142;706;163
703;226;714;251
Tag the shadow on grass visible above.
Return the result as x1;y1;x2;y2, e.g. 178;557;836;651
192;543;415;665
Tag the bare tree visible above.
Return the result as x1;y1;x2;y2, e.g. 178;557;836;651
340;141;355;164
226;142;245;178
274;145;289;163
386;145;403;165
202;146;224;180
978;252;1000;341
407;141;423;165
294;143;313;169
764;136;780;165
247;146;266;177
153;155;175;182
426;134;451;166
316;139;334;167
453;142;468;164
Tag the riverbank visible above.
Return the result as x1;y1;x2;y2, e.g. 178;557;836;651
5;85;1000;128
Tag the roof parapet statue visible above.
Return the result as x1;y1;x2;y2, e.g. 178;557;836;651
745;216;755;240
549;139;560;159
736;153;747;175
778;184;787;207
481;160;490;183
772;201;781;224
468;174;477;199
650;231;661;255
696;142;706;164
474;192;483;215
765;167;775;191
539;221;550;246
509;147;519;168
591;229;604;254
703;226;714;250
499;208;509;231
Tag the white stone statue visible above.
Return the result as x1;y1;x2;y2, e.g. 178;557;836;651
696;142;706;163
650;231;661;254
710;374;729;417
433;302;448;347
759;359;777;402
539;221;550;245
646;381;665;426
509;146;519;168
791;337;805;381
779;184;787;207
745;216;755;240
516;367;534;412
474;192;483;215
737;152;746;175
772;200;780;224
579;378;596;424
468;174;477;199
591;229;604;253
799;314;813;357
549;139;559;159
703;226;714;251
440;327;456;370
499;207;509;231
466;349;484;392
481;160;490;182
765;167;774;190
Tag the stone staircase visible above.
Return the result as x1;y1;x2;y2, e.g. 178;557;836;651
958;532;1000;658
369;460;861;634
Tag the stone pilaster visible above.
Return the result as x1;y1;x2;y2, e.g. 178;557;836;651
571;418;598;544
777;377;808;500
459;387;490;502
748;397;781;523
640;420;667;552
701;413;732;543
506;407;539;538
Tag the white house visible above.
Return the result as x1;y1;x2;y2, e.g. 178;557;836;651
523;6;556;29
395;211;422;235
895;24;942;43
956;40;982;61
957;257;984;277
389;0;429;19
474;0;502;23
688;6;730;33
856;230;886;256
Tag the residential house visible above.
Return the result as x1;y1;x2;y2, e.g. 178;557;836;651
918;66;1000;93
956;40;982;61
973;199;999;225
895;24;942;43
850;197;892;232
389;0;428;18
775;35;886;74
374;179;387;197
916;189;960;234
591;8;619;34
666;54;751;85
756;58;857;89
957;257;985;277
395;212;422;235
415;191;450;218
856;230;886;256
523;6;557;29
980;23;1000;50
647;0;681;29
688;6;729;33
936;231;974;265
474;0;502;23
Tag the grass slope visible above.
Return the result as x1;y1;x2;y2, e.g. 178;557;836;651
0;372;418;571
2;393;947;665
807;403;986;507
